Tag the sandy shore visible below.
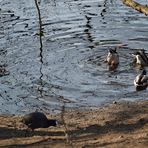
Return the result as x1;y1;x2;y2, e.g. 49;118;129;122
0;100;148;148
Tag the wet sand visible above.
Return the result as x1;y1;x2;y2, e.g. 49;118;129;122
0;100;147;147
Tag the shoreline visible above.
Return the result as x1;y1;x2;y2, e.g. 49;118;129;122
0;100;148;147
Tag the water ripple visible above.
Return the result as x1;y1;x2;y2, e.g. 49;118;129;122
0;0;148;114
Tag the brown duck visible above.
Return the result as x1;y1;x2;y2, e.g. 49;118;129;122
132;49;148;67
134;69;148;91
106;48;119;71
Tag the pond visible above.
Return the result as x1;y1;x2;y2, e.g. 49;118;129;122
0;0;148;114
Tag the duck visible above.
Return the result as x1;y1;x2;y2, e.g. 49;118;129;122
22;112;57;130
132;49;148;67
134;69;148;91
105;48;119;71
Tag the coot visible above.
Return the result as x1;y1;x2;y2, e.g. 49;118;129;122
22;112;57;130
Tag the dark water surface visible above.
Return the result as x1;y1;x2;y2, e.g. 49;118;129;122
0;0;148;114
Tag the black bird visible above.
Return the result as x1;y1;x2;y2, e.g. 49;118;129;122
22;112;57;130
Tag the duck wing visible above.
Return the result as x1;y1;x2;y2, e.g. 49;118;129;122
135;75;143;84
141;75;148;84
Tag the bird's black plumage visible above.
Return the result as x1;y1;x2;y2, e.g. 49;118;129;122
22;112;57;130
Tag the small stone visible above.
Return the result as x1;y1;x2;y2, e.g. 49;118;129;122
83;127;86;131
119;135;124;138
113;101;117;104
139;118;145;123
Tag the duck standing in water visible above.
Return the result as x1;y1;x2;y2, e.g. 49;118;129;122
132;49;148;67
105;48;119;71
134;69;148;91
22;112;57;131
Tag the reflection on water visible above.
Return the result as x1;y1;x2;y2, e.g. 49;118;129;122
0;0;148;114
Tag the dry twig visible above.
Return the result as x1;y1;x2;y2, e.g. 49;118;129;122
122;0;148;16
61;104;74;148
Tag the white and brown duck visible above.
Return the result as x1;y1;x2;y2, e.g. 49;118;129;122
134;69;148;91
132;49;148;67
105;48;119;71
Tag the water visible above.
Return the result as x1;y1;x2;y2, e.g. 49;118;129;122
0;0;148;114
